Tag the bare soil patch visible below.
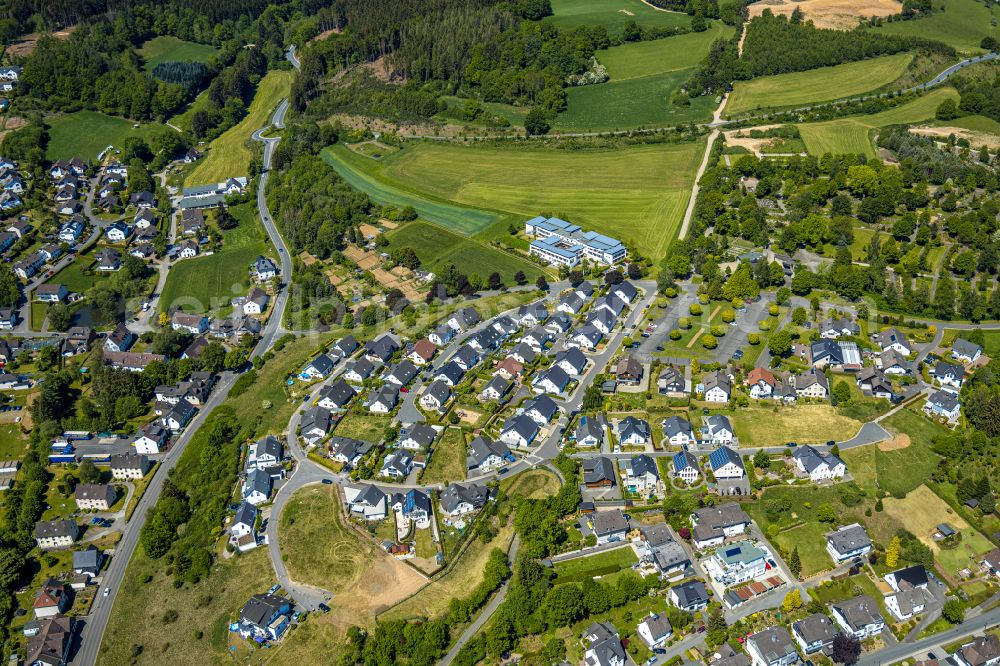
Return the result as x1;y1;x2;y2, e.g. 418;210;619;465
724;125;783;156
379;219;399;229
6;26;76;57
911;126;1000;150
748;0;901;29
456;408;482;424
358;223;382;239
330;555;428;624
343;245;379;270
878;433;911;451
298;251;318;266
309;27;343;43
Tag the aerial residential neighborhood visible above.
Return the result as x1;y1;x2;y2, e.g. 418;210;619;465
2;1;1000;666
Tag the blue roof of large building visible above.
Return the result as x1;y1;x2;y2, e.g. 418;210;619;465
531;235;580;260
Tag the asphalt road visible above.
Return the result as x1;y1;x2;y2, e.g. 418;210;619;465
72;45;301;665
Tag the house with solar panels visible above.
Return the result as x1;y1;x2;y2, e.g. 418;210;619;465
525;216;627;267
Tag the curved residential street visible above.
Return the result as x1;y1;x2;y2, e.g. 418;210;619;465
70;46;301;665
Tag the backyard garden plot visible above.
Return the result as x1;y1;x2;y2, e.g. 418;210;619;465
546;0;690;33
137;36;218;72
553;546;639;584
187;70;293;184
797;87;960;156
45;111;166;162
883;485;994;579
419;428;467;485
349;140;705;261
875;0;998;52
725;53;913;117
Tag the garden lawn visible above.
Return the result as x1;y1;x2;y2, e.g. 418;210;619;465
279;485;373;591
385;221;545;283
0;424;27;459
552;546;639;584
420;428;466;485
501;468;562;498
187;70;293;184
726;53;912;117
728;404;862;446
545;0;690;33
158;202;270;314
333;140;705;261
137;36;218;72
797;87;959;157
882;484;994;578
768;522;834;576
334;413;390;443
938;114;1000;135
45;111;166;162
875;0;997;52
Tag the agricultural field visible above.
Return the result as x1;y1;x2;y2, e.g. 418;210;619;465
45;110;165;162
137;36;218;72
384;221;545;283
187;70;293;184
419;428;467;485
728;404;863;447
748;0;902;30
545;0;690;33
322;145;502;236
555;23;731;131
334;140;705;261
725;53;912;117
159;203;270;314
797;87;959;156
875;0;997;52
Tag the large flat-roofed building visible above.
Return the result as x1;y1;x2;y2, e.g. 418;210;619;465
525;216;627;267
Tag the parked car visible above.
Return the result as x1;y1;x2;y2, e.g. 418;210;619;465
317;603;331;613
321;479;333;485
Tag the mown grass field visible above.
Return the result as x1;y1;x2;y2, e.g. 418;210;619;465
0;424;26;459
159;203;270;314
45;110;165;162
600;24;731;80
545;0;690;33
797;87;959;157
342;140;705;261
322;145;502;236
875;0;997;52
420;427;467;485
729;404;862;446
555;23;730;131
726;53;913;117
137;36;218;72
280;485;373;591
385;221;545;283
187;69;293;184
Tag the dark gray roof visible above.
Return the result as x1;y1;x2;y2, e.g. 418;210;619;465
502;414;538;440
575;414;605;443
72;546;101;571
662;415;693;438
233;501;258;528
365;335;399;361
928;389;960;412
386;359;418;385
467;435;511;467
436;361;465;385
618;416;650;440
833;595;884;630
345;357;375;379
300;405;332;434
671;580;708;607
510;342;537;363
629;454;658;478
482;375;511;397
401;423;437;447
793;612;837;646
934;361;964;379
811;339;843;364
555;347;587;373
582;456;616;484
319;379;356;407
332;335;359;356
240;593;288;626
255;435;283;461
749;627;797;663
424;379;452;403
827;523;871;554
704;414;732;435
439;483;492;514
591;509;628;536
793;445;843;473
453;344;479;367
524;394;559;420
953;337;982;358
305;354;335;375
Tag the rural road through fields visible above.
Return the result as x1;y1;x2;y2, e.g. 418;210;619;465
71;45;301;665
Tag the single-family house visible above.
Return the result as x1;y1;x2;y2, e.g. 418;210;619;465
924;389;961;422
479;375;511;402
342;358;375;384
711;539;767;585
658;365;687;396
637;613;673;650
420;380;452;412
407;339;437;366
810;339;843;369
690;503;751;549
364;335;400;363
243;287;269;315
393;489;431;525
618;416;651;446
533;365;570;395
243;469;273;505
748;367;778;399
247;435;283;471
466;435;513;474
367;384;399;414
555;347;588;376
621;454;661;495
615;355;644;385
672;451;700;484
522;394;559;426
953;635;1000;666
704;414;735;446
879;349;910;375
344;484;388;521
299;405;332;445
747;627;800;666
826;523;872;562
317;379;356;410
952;338;983;364
133;423;168;454
499;414;539;449
794;371;829;399
934;361;965;390
238;594;291;642
703;370;732;403
575;414;606;448
72;546;103;578
662;415;696;447
589;509;629;544
439;483;492;518
885;565;935;621
793;445;846;481
380;450;413;479
231;501;258;541
709;446;746;480
670;580;710;611
33;579;71;619
171;311;208;334
583;456;617;488
876;328;912;355
569;325;603;350
857;366;893;398
398;423;437;451
330;335;359;358
26;616;75;666
300;354;336;380
831;595;885;639
582;621;626;666
792;613;837;655
384;359;418;386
